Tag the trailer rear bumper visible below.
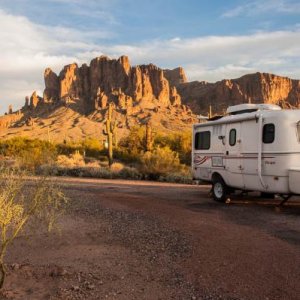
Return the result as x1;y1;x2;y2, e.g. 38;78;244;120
288;168;300;194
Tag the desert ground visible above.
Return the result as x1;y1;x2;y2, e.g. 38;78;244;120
1;178;300;300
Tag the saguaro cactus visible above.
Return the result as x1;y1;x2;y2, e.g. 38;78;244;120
208;105;212;118
103;103;117;166
145;122;153;152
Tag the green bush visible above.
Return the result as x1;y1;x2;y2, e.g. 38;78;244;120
154;131;191;165
140;146;182;179
0;137;57;171
57;138;104;158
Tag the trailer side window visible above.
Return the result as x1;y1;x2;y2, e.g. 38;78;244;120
229;129;236;146
263;124;275;143
297;121;300;142
195;131;211;150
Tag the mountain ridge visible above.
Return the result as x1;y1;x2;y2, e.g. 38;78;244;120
0;55;299;141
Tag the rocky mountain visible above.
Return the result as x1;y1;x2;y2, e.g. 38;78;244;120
0;55;195;141
0;55;299;141
177;72;300;114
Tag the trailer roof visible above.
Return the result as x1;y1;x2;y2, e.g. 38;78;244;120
194;109;300;128
226;103;281;115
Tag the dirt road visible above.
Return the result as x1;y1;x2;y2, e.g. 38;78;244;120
3;178;300;299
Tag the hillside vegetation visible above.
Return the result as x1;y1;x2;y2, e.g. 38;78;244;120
0;128;192;184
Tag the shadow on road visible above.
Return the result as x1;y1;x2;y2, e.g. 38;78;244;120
187;194;300;246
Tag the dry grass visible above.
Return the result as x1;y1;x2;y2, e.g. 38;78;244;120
56;152;85;168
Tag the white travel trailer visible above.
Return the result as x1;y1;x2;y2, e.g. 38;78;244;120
192;103;300;202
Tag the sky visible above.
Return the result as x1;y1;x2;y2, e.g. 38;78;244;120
0;0;300;113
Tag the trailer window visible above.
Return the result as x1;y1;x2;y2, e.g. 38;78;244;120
297;122;300;142
263;124;275;143
229;129;236;146
195;131;211;150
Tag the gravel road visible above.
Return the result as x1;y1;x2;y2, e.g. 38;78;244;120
2;178;300;300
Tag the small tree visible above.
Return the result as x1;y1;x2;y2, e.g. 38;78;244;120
0;168;67;288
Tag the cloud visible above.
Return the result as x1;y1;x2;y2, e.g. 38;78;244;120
0;8;107;113
1;8;300;114
95;30;300;81
222;0;300;18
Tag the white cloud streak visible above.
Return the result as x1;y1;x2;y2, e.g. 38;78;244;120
0;8;300;114
222;0;300;18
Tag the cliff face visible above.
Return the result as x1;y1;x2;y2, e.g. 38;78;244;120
41;55;183;113
1;55;300;135
25;56;300;117
0;55;195;136
164;67;187;87
177;72;300;114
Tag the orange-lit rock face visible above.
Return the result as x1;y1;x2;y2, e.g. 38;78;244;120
59;63;80;100
164;67;187;87
44;68;59;102
30;91;40;108
34;55;300;117
41;55;182;112
177;72;300;114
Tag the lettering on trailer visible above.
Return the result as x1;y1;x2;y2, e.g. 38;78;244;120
265;160;276;165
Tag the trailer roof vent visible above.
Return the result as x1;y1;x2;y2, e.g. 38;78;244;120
227;103;281;115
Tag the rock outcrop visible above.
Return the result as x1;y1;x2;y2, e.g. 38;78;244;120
176;72;300;114
0;55;194;137
33;56;300;117
30;91;42;109
44;68;59;102
3;54;299;138
33;55;183;114
164;67;187;87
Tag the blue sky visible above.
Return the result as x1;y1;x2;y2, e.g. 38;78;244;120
0;0;300;112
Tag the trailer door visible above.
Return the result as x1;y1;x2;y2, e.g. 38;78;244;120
225;123;244;188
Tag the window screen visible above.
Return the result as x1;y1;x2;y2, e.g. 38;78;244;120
195;131;211;150
263;124;275;144
229;129;236;146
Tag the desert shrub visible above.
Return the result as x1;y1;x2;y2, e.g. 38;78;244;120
56;141;83;156
118;167;142;180
84;167;112;179
119;128;192;165
57;138;105;159
113;148;142;164
56;152;85;168
0;137;57;172
81;138;104;157
158;165;193;184
110;162;125;173
81;167;113;179
140;146;182;179
118;126;145;153
154;131;191;165
0;168;67;288
85;160;101;168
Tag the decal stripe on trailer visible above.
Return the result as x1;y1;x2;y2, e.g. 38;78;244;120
194;155;275;166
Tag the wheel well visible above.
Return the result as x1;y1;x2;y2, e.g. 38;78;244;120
212;172;223;183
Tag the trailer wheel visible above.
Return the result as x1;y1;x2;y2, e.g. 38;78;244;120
212;176;228;202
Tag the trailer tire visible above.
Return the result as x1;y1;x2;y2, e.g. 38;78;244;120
212;176;228;202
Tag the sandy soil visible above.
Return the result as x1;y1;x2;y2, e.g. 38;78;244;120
1;178;300;300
